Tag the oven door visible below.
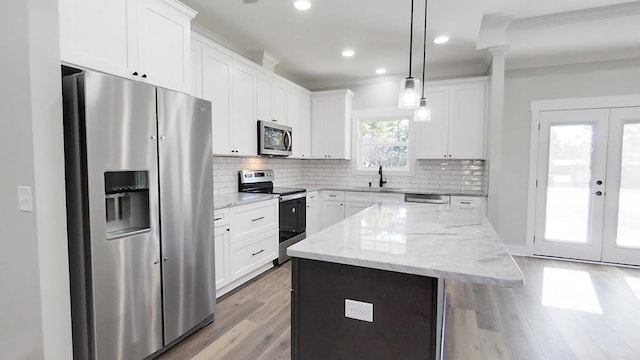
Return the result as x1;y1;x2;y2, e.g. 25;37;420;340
279;196;306;242
258;120;292;156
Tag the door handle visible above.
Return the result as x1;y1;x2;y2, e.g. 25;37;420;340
251;216;265;222
594;191;603;196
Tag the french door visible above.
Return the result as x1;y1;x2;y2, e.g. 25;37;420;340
534;107;640;266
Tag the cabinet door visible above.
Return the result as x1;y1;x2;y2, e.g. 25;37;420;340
413;87;449;159
288;88;311;158
345;202;374;218
448;83;486;159
214;225;229;291
299;93;312;158
271;81;287;125
231;62;258;156
136;0;193;92
321;201;345;229
202;46;233;155
306;200;321;235
312;97;340;158
59;0;136;78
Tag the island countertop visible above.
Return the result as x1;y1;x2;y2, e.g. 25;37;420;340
287;202;524;288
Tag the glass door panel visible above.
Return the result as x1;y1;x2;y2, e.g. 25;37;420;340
602;107;640;266
617;123;640;249
534;109;609;261
544;125;592;243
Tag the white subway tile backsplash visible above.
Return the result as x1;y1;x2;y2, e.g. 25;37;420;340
212;157;487;195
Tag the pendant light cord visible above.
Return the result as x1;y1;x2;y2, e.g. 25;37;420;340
421;0;427;96
408;0;414;77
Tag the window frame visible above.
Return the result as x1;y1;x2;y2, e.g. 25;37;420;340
352;107;415;177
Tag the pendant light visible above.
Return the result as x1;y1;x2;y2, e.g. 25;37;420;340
414;0;431;122
398;0;420;109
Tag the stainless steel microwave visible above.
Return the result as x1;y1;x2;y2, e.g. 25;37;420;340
258;120;292;156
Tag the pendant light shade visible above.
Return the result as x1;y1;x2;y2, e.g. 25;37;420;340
414;98;431;122
414;0;431;121
398;77;420;109
398;0;420;109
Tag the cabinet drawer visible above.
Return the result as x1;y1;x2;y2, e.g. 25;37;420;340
229;229;278;281
213;208;230;228
345;191;374;202
322;190;344;201
451;196;481;208
307;191;319;203
230;199;278;241
375;193;405;202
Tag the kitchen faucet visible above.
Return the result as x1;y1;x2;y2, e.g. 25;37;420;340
379;165;387;188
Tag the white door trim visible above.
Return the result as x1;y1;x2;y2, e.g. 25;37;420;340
526;94;640;258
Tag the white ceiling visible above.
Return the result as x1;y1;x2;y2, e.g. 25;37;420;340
181;0;640;90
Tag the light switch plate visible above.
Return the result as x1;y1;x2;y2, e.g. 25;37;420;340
345;299;373;322
18;186;33;212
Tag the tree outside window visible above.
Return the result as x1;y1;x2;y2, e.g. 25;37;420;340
358;117;410;171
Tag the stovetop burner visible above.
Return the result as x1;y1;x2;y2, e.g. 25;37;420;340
238;170;306;196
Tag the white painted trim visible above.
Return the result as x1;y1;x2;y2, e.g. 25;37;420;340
526;94;640;257
530;95;640;113
505;244;530;257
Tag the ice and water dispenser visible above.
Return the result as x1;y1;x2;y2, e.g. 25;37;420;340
104;171;150;239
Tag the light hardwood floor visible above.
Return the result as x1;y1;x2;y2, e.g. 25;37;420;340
158;257;640;360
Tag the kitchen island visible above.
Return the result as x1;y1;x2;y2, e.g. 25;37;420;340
287;202;523;360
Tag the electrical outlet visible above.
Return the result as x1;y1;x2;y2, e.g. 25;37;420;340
345;299;373;322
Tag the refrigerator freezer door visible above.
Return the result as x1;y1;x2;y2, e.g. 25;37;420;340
157;89;215;344
74;71;163;359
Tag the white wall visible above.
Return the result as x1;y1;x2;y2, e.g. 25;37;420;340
499;58;640;247
0;0;73;359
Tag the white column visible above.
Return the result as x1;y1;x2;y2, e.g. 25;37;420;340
486;45;509;229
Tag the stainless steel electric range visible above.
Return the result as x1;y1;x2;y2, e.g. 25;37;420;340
238;170;306;265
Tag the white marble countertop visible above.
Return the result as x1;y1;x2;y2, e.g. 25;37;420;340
296;184;485;197
287;202;523;288
214;192;278;210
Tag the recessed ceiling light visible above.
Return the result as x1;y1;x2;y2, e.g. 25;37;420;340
293;0;311;11
376;68;387;75
342;49;355;57
434;35;449;44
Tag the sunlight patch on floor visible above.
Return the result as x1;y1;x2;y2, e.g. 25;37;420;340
541;267;602;314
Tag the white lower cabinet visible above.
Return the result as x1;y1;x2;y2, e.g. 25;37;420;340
345;202;373;218
214;225;230;290
450;196;486;213
216;198;278;298
306;191;321;235
321;191;345;228
229;228;278;280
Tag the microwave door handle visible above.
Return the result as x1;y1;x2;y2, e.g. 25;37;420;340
284;131;292;151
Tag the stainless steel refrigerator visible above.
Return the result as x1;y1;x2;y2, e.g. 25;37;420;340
62;69;215;360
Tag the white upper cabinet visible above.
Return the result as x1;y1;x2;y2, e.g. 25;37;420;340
413;79;487;159
258;74;287;125
311;89;354;159
288;88;312;158
135;0;194;92
192;35;257;156
230;62;258;156
59;0;195;93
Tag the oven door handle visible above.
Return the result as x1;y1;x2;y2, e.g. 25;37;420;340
280;192;306;202
284;131;292;151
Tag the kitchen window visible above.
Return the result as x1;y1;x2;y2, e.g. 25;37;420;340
355;117;412;174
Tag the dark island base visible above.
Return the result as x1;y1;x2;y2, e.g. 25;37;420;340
291;258;441;360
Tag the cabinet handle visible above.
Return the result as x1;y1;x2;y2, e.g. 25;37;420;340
251;216;265;222
460;201;471;205
141;74;147;79
133;71;139;76
163;257;168;262
448;155;452;157
226;228;230;232
214;217;223;221
272;119;277;122
153;259;159;265
252;249;265;256
328;195;337;198
444;155;447;158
